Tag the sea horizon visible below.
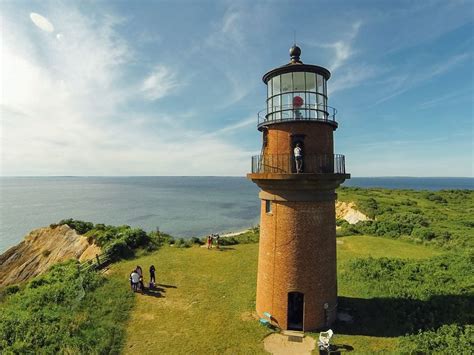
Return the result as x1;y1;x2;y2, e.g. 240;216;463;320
1;176;472;253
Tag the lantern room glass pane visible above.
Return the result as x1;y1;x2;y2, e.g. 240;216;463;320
317;94;324;118
305;72;316;92
274;95;281;109
281;73;292;93
316;75;324;94
267;78;272;98
272;75;281;96
324;79;327;96
293;72;305;91
308;93;316;117
282;93;291;111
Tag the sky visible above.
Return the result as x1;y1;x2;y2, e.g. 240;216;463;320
1;0;473;177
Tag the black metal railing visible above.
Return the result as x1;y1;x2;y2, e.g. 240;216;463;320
251;153;346;174
257;104;337;128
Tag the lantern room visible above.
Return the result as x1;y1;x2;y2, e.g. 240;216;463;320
258;46;337;130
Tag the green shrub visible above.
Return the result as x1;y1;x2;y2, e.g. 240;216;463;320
220;237;238;246
339;252;473;345
2;285;20;296
121;228;150;249
175;238;192;248
359;198;379;219
0;261;133;353
411;227;436;241
424;192;448;204
105;239;133;261
336;187;473;249
58;219;94;235
400;325;474;353
191;237;204;245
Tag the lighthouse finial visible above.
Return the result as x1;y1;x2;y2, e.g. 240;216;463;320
289;44;302;64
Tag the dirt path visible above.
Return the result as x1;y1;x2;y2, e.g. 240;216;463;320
264;333;316;355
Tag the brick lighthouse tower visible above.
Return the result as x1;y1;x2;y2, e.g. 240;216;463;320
247;45;350;331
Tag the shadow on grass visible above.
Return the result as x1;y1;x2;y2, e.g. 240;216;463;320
336;295;474;337
157;283;177;289
142;288;164;298
317;344;354;354
215;247;236;252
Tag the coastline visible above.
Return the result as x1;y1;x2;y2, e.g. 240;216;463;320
220;229;253;238
1;176;472;253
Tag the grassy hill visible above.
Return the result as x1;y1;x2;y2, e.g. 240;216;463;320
1;188;472;354
337;187;473;249
111;236;445;354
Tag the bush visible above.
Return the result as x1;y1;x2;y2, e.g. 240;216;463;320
58;219;94;235
105;239;133;261
121;228;150;249
191;237;204;245
359;198;379;219
411;227;436;241
2;285;20;297
175;238;191;248
0;261;133;353
400;325;474;353
339;252;474;346
424;192;448;204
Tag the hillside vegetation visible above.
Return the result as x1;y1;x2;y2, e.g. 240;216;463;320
337;187;473;249
0;188;472;353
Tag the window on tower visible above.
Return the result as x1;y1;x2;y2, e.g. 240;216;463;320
265;200;272;214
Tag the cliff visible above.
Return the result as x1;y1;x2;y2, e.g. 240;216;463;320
0;224;100;287
336;201;370;224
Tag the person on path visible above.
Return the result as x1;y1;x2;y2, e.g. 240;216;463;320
294;143;303;173
215;234;220;249
149;265;156;288
130;270;140;292
207;235;212;249
136;266;144;291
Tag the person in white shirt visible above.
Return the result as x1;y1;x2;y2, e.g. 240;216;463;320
294;143;303;173
130;271;140;292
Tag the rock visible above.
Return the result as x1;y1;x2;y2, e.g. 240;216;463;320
336;201;370;224
0;225;101;287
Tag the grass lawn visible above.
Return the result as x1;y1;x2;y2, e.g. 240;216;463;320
337;235;441;288
110;244;270;354
109;235;443;354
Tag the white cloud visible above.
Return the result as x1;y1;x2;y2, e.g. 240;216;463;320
204;116;255;138
0;3;253;176
329;65;382;95
30;13;54;33
372;52;471;105
200;5;261;108
312;21;362;72
141;65;181;101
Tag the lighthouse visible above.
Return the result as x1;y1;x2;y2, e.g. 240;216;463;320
247;46;350;331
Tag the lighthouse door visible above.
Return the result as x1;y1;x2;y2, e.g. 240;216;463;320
287;292;304;330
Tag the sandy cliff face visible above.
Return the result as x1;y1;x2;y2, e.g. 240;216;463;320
336;201;370;224
0;225;100;287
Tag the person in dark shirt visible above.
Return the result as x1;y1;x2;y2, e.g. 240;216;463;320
149;265;156;288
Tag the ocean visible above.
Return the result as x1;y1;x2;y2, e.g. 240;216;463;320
1;176;472;253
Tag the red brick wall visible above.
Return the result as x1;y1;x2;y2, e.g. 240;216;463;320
264;122;334;157
256;198;337;330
